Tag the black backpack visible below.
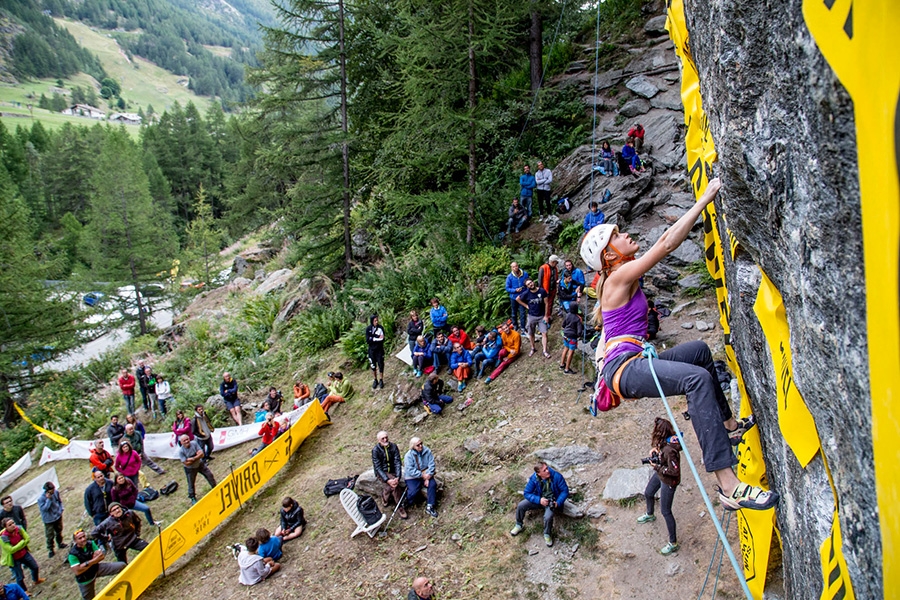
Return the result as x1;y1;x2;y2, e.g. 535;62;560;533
357;494;383;526
313;383;329;402
323;475;357;497
158;481;179;496
138;486;160;502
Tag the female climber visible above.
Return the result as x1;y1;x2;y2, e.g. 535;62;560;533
580;177;778;511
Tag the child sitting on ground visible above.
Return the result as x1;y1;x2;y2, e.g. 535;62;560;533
256;527;283;561
235;537;281;585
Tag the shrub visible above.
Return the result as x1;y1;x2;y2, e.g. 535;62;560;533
339;322;369;366
462;245;513;280
556;221;584;253
292;305;353;353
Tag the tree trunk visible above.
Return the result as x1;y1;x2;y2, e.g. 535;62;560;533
338;0;352;273
529;6;543;94
119;190;148;335
467;0;476;246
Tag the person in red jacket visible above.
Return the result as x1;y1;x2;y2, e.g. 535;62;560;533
89;440;114;475
250;413;279;457
447;325;474;351
627;122;645;152
117;369;136;415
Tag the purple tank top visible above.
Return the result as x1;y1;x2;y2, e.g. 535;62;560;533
601;286;648;363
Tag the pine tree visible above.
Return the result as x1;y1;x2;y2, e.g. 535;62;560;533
184;185;223;286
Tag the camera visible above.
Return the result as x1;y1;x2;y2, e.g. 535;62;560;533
641;455;661;466
327;371;335;378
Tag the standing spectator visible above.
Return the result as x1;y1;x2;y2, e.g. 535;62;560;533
36;482;66;558
220;372;243;426
0;497;26;530
84;471;114;526
172;410;194;442
510;462;569;547
484;322;521;384
638;417;682;555
123;423;165;476
627;122;645;152
429;298;449;336
134;360;150;412
192;405;215;460
265;387;284;415
534;160;553;218
449;343;472;392
583;201;605;233
421;373;453;414
365;315;386;390
410;336;432;378
404;438;439;518
142;366;158;419
371;431;407;519
429;332;453;372
406;311;424;355
473;330;502;378
557;272;579;315
537;255;560;319
275;497;306;541
89;440;114;475
236;537;280;585
106;416;125;449
506;197;528;234
560;304;584;374
178;434;217;505
68;529;126;600
320;372;354;417
516;279;551;358
117;369;136;415
0;519;44;591
124;413;146;438
155;374;172;417
292;381;311;408
90;503;147;564
621;137;645;173
250;413;278;457
505;262;529;331
255;528;282;561
518;165;536;217
113;441;142;487
111;474;155;526
408;577;436;600
563;259;586;294
597;141;618;176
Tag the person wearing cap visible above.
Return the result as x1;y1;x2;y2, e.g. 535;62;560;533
365;314;386;390
90;502;147;564
534;160;553;218
36;482;66;558
627;123;645;152
518;165;536;217
581;177;776;512
583;201;606;233
537;255;560;320
68;528;126;600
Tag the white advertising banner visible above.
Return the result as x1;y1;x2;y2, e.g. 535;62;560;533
10;467;59;508
395;344;413;366
0;452;33;494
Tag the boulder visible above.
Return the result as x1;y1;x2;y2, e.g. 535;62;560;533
619;98;651;118
602;467;652;501
232;255;250;278
227;277;252;291
205;394;226;412
647;262;680;291
533;446;604;470
644;14;669;37
240;246;277;263
677;274;704;290
664;239;703;267
255;268;294;295
354;469;444;498
562;501;585;519
650;89;683;111
592;69;624;91
624;75;660;99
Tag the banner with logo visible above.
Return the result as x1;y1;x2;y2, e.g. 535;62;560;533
0;452;32;494
9;467;59;509
95;400;327;600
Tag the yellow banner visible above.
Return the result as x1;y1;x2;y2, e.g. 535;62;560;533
820;509;856;600
13;403;69;445
666;1;775;596
803;0;899;593
96;401;328;599
752;272;820;468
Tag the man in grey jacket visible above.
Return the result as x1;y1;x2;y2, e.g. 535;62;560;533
534;160;553;218
36;482;66;558
404;437;438;518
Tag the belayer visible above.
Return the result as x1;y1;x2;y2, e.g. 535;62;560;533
581;178;778;511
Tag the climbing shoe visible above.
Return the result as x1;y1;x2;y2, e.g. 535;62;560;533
544;534;553;547
636;513;656;524
727;415;757;445
510;523;523;536
660;542;680;555
717;483;779;511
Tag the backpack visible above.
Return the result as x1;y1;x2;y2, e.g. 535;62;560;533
356;494;383;526
158;481;179;496
556;197;571;214
313;383;329;402
323;475;357;497
138;486;159;502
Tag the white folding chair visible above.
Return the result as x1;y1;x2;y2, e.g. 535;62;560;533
339;488;386;538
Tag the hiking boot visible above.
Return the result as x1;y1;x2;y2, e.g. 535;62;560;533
544;534;553;547
415;370;422;378
637;513;656;524
372;379;379;390
425;504;438;518
58;542;68;549
510;523;524;536
457;381;464;392
379;380;384;389
35;578;46;585
660;542;680;555
727;415;757;445
717;483;780;511
48;550;55;558
484;377;492;385
398;505;408;520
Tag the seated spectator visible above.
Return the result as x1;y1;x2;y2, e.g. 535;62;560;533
429;332;453;372
111;473;155;526
275;497;306;541
621;137;645;174
485;322;521;384
421;373;453;414
448;343;472;392
236;537;280;585
250;413;278;457
276;416;290;438
506;197;528;234
510;461;569;547
411;336;432;378
107;416;125;449
447;325;473;351
627;122;645;152
256;528;282;561
265;387;284;415
89;440;114;475
473;330;501;378
406;311;425;355
429;298;449;336
404;438;438;518
320;372;353;417
557;272;579;315
254;400;273;423
596;140;619;176
583;201;605;233
471;325;487;352
560;304;584;374
372;431;407;519
114;441;141;487
293;381;311;408
172;410;193;442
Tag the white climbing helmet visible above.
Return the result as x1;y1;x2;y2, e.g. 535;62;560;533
580;223;618;271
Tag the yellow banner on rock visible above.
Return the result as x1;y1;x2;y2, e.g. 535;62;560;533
804;0;900;593
820;509;856;600
13;403;69;445
96;400;328;600
665;1;774;596
752;271;820;468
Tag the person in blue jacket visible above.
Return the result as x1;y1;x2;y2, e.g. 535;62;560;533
411;336;432;378
0;583;30;600
621;137;645;173
404;437;439;518
473;330;502;378
583;201;605;233
448;343;472;392
510;461;569;547
519;165;537;217
504;262;529;331
563;259;586;294
429;298;449;336
429;332;453;372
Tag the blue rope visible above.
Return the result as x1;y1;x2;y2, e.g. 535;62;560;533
642;343;754;600
587;0;603;207
698;508;731;599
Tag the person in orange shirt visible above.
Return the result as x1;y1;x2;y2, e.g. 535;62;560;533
292;381;310;408
484;322;521;384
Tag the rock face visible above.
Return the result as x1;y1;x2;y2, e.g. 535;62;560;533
533;446;604;470
685;0;875;596
255;268;294;295
602;467;652;501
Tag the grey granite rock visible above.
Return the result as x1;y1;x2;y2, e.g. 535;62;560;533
602;467;652;500
534;446;604;470
625;75;660;99
619;98;652;118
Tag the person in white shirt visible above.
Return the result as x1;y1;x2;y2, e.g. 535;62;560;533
236;537;280;585
155;375;172;417
534;161;553;218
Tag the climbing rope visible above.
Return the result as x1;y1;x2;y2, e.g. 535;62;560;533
697;508;732;599
587;0;603;208
642;342;755;600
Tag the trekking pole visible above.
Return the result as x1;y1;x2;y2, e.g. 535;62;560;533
380;498;405;536
156;520;166;576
